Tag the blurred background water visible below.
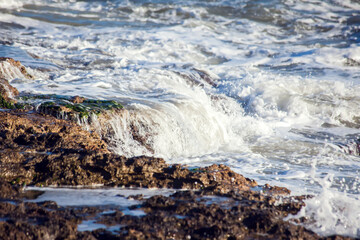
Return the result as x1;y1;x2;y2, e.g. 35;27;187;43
1;0;360;237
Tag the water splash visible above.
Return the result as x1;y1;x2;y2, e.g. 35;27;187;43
288;157;360;238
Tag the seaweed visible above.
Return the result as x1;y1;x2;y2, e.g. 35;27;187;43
31;95;124;120
10;93;124;121
0;95;16;109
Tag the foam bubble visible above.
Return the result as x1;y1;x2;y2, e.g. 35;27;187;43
0;0;23;9
289;174;360;238
3;1;360;237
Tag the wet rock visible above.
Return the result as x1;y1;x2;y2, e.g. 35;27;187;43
0;77;20;109
0;57;34;80
0;59;31;110
0;110;355;239
0;110;256;189
88;109;156;155
334;138;360;156
0;59;123;121
174;66;219;87
0;110;110;184
71;95;86;104
93;190;345;240
0;61;137;153
0;185;352;240
0;59;354;239
0;109;256;191
0;181;21;200
13;93;124;121
0;110;109;153
0;77;19;101
193;68;218;87
344;58;360;67
262;183;291;195
0;200;93;240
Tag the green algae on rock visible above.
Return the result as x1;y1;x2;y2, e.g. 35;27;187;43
15;93;124;121
0;95;16;109
0;58;124;121
0;77;20;109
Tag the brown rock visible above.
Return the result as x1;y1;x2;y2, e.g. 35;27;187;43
94;190;344;240
0;57;353;240
0;181;21;200
0;77;19;101
0;110;110;184
0;110;109;153
0;201;83;240
263;183;291;195
0;110;256;191
71;96;86;104
0;108;354;239
0;57;34;80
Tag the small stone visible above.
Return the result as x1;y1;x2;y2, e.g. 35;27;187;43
70;96;86;104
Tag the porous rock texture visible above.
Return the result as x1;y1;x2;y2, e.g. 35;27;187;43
0;108;354;239
0;59;354;239
0;109;256;191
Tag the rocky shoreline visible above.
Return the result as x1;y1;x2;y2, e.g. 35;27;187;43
0;58;353;239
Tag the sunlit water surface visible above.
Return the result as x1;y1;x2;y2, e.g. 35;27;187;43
1;0;360;237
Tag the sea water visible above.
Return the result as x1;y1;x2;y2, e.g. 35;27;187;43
1;0;360;237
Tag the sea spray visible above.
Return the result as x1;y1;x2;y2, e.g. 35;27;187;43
290;173;360;238
286;155;360;238
92;93;239;158
2;0;360;237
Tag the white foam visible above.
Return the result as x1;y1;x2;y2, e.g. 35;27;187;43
289;174;360;238
4;0;360;237
0;60;24;80
0;0;23;9
26;187;176;207
100;87;240;158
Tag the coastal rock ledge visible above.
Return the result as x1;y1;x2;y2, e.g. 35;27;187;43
0;58;353;239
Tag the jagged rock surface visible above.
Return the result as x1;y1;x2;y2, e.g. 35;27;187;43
0;77;19;101
0;180;352;240
0;57;33;80
0;59;354;239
